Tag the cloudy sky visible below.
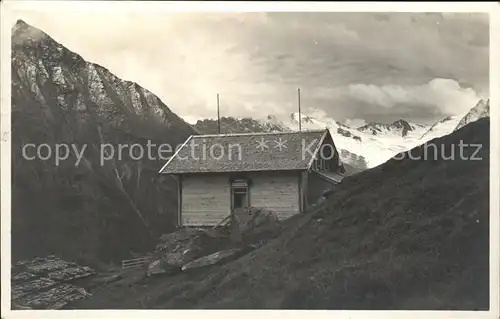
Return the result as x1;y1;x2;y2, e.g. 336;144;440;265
11;9;489;126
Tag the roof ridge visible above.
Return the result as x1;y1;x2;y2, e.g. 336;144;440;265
159;128;339;174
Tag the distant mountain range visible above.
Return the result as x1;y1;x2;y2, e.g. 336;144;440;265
191;98;490;171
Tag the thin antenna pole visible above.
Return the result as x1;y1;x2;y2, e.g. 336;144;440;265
298;88;302;131
217;93;221;134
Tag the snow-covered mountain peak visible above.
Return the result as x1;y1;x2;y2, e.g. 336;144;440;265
420;98;490;142
289;112;322;127
391;119;413;134
265;114;280;122
357;119;426;138
454;98;489;132
253;112;425;168
419;115;462;142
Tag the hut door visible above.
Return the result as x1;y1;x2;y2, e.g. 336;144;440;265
231;179;249;213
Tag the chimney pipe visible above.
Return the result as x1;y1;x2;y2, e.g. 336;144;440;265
298;88;302;131
217;93;221;134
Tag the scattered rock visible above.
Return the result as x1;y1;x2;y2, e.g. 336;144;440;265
12;277;58;300
47;266;96;281
146;258;180;277
239;207;279;232
91;273;123;285
14;282;89;309
12;272;37;282
230;207;280;243
11;255;96;309
152;228;208;268
144;207;280;276
155;228;206;253
181;248;244;272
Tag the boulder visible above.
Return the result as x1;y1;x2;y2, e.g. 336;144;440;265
230;207;280;243
148;210;278;275
91;273;123;285
150;226;231;275
146;259;178;277
153;228;207;268
235;207;278;231
154;228;206;253
181;248;243;272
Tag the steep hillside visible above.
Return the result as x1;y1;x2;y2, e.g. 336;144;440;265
11;20;195;265
74;118;490;310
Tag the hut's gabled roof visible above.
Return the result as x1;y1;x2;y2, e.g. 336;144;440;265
159;129;341;174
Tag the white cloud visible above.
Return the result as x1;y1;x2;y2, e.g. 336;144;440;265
347;78;483;115
9;11;488;124
344;118;367;128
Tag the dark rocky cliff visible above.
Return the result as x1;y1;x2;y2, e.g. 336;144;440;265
11;20;195;265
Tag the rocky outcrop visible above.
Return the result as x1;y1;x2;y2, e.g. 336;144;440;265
145;207;281;276
420;99;490;142
357;119;424;137
147;228;211;275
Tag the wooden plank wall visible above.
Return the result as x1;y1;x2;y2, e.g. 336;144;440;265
247;171;300;220
181;174;231;226
181;171;302;226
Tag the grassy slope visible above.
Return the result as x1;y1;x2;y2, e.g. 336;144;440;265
75;118;490;310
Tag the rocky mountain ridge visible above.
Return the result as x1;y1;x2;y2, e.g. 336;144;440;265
454;98;490;132
357;119;426;137
419;98;490;142
11;20;195;264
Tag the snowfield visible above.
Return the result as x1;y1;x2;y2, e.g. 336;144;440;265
256;99;489;168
